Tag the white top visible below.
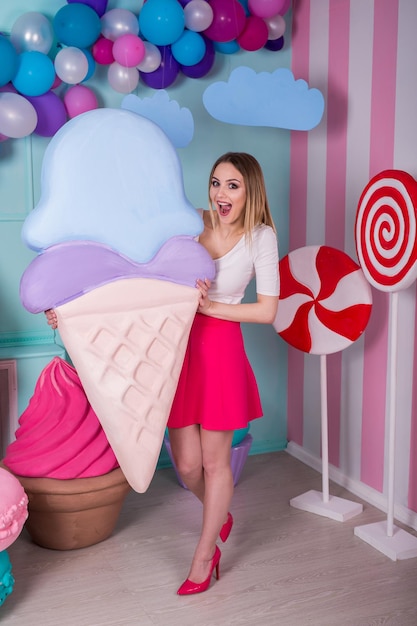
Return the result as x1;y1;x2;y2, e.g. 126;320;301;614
208;224;280;305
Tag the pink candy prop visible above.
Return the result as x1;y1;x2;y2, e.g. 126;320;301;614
273;245;372;355
0;467;28;551
355;169;417;292
274;245;372;522
354;171;417;558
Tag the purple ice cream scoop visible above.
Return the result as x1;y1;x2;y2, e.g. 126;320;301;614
20;236;215;314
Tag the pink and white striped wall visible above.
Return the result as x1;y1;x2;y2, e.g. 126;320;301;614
286;0;417;528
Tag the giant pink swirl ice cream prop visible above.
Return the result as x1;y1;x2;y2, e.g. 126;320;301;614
3;357;118;479
19;108;215;493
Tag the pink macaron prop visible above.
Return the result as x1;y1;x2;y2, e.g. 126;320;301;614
0;467;28;552
354;170;417;560
0;467;28;606
274;245;372;521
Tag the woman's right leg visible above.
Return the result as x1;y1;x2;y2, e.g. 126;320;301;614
168;425;205;502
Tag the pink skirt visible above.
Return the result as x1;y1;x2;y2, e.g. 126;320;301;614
168;313;263;431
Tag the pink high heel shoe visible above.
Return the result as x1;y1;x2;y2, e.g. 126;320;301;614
219;512;233;543
177;546;221;595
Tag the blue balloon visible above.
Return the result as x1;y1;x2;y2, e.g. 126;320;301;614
0;36;18;87
53;3;101;48
214;40;240;54
12;51;55;97
181;37;215;78
81;48;96;82
171;30;205;66
139;0;185;46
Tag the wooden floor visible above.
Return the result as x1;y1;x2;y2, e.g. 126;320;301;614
2;451;417;626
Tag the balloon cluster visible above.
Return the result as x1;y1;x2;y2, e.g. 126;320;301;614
0;0;290;141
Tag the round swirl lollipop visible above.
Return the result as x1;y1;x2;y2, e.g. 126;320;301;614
273;245;372;355
355;169;417;292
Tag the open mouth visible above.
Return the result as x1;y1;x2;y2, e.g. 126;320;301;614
218;203;232;217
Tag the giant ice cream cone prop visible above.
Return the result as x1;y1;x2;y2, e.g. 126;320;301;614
19;107;215;494
54;278;199;492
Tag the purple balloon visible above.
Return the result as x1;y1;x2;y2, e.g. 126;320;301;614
140;45;180;89
67;0;108;17
264;36;284;51
26;91;67;137
0;83;17;94
181;38;215;79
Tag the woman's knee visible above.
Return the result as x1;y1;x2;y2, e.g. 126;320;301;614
175;455;202;480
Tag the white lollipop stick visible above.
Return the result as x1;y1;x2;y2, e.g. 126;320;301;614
290;352;363;521
275;246;371;521
354;170;417;559
354;291;417;559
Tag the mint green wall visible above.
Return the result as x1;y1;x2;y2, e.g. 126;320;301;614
0;1;290;461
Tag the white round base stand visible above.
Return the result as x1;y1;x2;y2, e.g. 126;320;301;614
291;489;363;522
354;521;417;561
290;356;363;523
354;294;417;561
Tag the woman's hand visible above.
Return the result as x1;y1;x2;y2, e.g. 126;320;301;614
45;309;58;330
196;278;212;314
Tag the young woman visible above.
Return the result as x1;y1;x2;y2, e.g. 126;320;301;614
168;152;279;595
45;152;279;596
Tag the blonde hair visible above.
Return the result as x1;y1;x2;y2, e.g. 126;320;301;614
207;152;276;240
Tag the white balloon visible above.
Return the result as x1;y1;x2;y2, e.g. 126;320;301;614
108;62;139;94
0;92;37;138
10;12;54;54
101;9;139;42
184;0;214;33
264;14;286;40
136;41;161;73
55;47;89;85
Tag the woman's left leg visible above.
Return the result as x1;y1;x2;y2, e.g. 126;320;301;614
185;428;234;584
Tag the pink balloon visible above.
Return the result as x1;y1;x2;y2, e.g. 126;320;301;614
278;0;291;14
237;16;268;51
203;0;246;43
248;0;284;19
92;36;114;64
64;84;98;118
52;74;63;89
112;34;145;67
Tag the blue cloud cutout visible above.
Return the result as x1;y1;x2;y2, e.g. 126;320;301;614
122;91;194;148
202;66;325;131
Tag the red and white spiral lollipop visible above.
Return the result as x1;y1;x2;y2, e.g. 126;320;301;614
273;245;372;355
355;170;417;292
